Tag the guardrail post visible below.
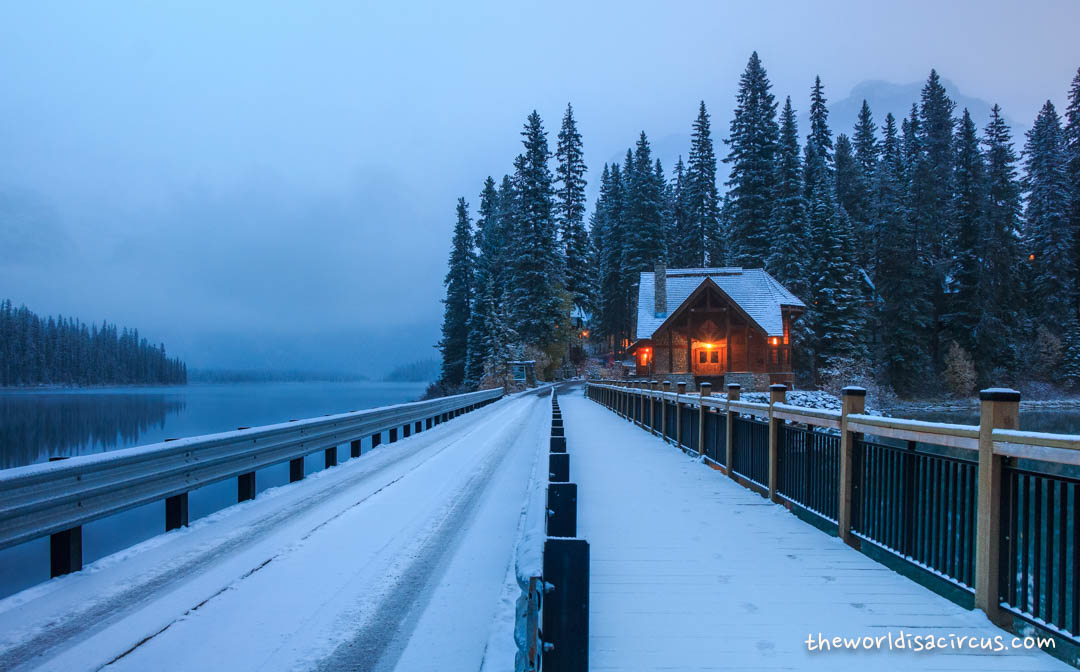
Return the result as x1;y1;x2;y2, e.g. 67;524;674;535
699;383;712;456
389;427;398;443
165;493;189;531
725;384;739;478
372;432;382;449
549;453;570;482
46;456;83;578
290;457;304;482
542;538;590;672
767;384;786;500
837;386;866;545
426;417;433;430
648;381;657;435
238;472;256;502
546;483;578;537
415;421;422;434
975;387;1020;625
676;382;686;450
350;439;362;458
403;423;411;438
325;446;338;468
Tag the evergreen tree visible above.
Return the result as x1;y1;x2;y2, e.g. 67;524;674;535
1023;100;1074;329
947;109;988;354
724;52;779;267
852;100;880;273
668;156;695;267
621;133;667;330
1065;68;1080;315
979;104;1023;380
834;133;858;217
438;198;475;388
765;96;808;297
876;113;933;395
592;163;628;349
465;177;500;387
685;101;721;266
508;111;562;346
555;103;592;313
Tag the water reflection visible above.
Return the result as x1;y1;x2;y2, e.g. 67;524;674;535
0;391;186;468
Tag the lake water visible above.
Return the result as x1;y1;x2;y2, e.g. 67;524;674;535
0;381;428;598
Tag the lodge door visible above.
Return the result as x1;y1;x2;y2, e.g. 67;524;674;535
692;345;726;376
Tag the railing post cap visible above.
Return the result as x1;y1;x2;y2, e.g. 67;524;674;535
676;382;687;389
726;383;740;390
979;388;1020;402
841;386;867;397
662;380;671;386
700;382;712;389
768;384;786;391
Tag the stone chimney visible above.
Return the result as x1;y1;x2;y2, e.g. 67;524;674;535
654;263;667;318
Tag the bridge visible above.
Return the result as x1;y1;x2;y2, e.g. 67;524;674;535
0;382;1076;670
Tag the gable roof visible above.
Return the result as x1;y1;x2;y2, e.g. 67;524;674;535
636;267;805;339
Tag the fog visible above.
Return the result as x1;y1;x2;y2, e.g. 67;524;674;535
1;1;1076;376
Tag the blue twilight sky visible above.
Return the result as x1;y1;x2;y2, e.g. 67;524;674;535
1;1;1077;375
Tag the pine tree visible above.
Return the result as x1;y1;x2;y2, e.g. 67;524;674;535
851;100;880;274
464;177;500;387
1065;68;1080;315
1023;100;1074;329
765;96;808;297
438;198;475;388
876;113;933;395
508;111;562;346
592;163;628;349
621;133;667;328
685;101;720;266
724;52;779;267
668;156;695;267
555;103;592;314
979;104;1023;380
947;109;988;355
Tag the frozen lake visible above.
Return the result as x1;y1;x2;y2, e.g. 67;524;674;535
0;381;428;597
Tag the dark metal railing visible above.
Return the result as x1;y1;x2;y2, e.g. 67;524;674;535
852;438;978;588
703;410;727;466
1000;459;1080;638
776;424;840;522
731;415;769;488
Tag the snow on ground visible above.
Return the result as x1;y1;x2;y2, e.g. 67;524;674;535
0;391;548;672
561;388;1070;671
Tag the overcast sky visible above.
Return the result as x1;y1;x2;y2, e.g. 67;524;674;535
1;1;1077;375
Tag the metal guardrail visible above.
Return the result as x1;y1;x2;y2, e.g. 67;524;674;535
0;387;503;575
586;380;1080;657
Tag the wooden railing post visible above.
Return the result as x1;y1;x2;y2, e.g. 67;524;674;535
676;382;687;451
661;381;671;440
649;381;658;435
767;384;786;500
975;387;1020;625
699;382;712;457
837;386;866;545
725;383;740;477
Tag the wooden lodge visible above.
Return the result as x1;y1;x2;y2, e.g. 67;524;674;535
627;265;805;391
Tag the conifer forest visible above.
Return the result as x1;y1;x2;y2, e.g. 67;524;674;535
437;55;1080;399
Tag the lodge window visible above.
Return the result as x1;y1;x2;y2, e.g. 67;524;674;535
699;351;707;364
711;350;719;363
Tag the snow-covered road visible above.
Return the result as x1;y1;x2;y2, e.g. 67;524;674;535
0;392;548;672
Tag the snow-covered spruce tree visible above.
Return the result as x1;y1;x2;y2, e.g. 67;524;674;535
1063;316;1080;389
765;96;808;299
852;100;880;273
438;198;475;389
978;104;1023;382
685;101;721;267
555;103;593;314
593;162;629;348
876;113;933;396
464;177;501;388
508;111;563;348
724;52;779;268
911;71;956;370
1065;68;1080;315
667;156;694;266
947;109;988;358
621;132;667;312
1023;101;1074;331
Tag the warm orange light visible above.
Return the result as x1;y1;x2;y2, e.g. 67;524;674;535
705;343;713;349
1029;254;1035;261
770;337;779;346
580;330;589;338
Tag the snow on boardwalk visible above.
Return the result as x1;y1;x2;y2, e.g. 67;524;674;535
0;392;549;672
561;390;1070;672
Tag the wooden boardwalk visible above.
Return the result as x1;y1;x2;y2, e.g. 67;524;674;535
561;391;1071;671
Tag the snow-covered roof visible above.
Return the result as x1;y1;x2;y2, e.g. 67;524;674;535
636;267;805;339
